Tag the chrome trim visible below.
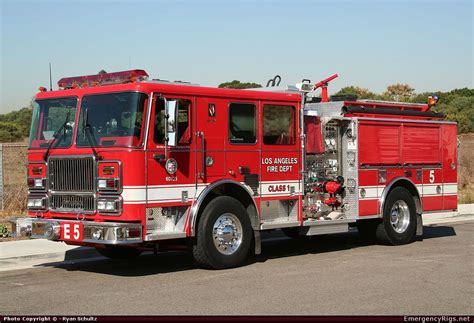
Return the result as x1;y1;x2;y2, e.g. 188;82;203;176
25;218;143;244
144;232;186;241
379;177;422;215
31;220;60;240
356;215;381;220
47;155;97;213
389;200;410;233
303;218;354;226
260;220;300;230
189;179;259;236
143;92;154;151
212;213;243;255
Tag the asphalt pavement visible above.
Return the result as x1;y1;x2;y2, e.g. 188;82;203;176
0;220;472;315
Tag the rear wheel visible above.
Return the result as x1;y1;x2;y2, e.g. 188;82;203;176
193;196;253;269
96;246;142;259
376;187;417;245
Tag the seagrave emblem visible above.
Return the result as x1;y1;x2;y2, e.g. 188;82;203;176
208;103;216;117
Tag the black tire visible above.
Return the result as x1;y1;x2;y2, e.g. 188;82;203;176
193;196;253;269
376;187;417;245
96;246;142;259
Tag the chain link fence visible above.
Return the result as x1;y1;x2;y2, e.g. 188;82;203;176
0;143;28;215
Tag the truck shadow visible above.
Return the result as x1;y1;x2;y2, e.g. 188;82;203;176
51;224;456;277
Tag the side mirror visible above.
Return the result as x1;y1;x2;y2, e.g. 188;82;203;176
165;99;178;146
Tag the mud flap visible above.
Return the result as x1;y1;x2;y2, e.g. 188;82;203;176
254;230;261;255
416;214;423;237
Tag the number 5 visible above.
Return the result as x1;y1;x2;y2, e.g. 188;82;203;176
73;224;80;240
429;170;435;183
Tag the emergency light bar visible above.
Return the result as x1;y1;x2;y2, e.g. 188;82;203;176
57;69;149;89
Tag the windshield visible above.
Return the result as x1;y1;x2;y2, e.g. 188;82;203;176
76;92;147;148
29;97;78;149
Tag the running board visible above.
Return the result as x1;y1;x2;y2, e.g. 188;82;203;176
145;232;187;241
302;219;355;236
260;220;300;230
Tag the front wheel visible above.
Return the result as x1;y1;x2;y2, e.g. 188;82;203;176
193;196;253;269
376;187;417;245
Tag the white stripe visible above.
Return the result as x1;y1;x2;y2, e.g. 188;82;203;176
423;185;440;196
360;187;378;199
122;187;147;202
443;184;457;194
358;183;457;199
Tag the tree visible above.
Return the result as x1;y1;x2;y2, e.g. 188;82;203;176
98;70;107;74
218;80;262;89
382;83;415;101
333;86;377;99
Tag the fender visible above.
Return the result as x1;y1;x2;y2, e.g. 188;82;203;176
188;179;260;237
379;176;422;216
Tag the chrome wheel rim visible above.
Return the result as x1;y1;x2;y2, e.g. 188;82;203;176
213;213;243;255
390;200;410;233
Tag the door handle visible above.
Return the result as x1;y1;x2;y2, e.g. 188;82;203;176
197;132;205;178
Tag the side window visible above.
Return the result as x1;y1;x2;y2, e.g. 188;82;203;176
153;98;191;144
263;105;296;145
229;103;256;144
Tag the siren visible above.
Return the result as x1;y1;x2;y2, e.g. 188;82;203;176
57;69;149;89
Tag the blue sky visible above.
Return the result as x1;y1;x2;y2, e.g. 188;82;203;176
1;0;472;113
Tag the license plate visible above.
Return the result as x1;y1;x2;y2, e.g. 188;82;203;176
61;222;84;241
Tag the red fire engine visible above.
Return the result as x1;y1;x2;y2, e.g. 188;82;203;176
23;69;457;269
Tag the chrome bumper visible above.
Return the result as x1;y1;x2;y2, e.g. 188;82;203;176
17;218;143;245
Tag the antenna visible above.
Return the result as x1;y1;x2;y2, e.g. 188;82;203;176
49;63;52;91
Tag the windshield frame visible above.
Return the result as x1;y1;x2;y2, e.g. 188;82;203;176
75;91;149;149
28;96;79;150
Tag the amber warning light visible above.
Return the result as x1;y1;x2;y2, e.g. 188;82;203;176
57;69;149;89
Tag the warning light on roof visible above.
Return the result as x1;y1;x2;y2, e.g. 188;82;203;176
57;69;149;89
38;87;47;92
427;95;439;107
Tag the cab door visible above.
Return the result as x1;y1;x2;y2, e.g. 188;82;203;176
145;93;196;206
195;97;228;180
223;100;260;192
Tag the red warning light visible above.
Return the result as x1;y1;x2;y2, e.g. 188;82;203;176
57;69;149;89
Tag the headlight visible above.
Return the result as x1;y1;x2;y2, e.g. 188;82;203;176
97;197;122;215
27;196;47;210
166;158;178;175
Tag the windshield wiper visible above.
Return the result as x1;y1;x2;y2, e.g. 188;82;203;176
82;107;102;160
43;110;71;161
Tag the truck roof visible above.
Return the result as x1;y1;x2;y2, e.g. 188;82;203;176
35;81;302;103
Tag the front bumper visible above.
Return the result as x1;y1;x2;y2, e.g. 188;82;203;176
17;218;143;245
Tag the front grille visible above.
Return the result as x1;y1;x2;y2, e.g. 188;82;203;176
49;157;95;192
50;194;95;212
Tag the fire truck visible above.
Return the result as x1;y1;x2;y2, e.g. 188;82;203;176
22;69;458;269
